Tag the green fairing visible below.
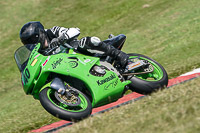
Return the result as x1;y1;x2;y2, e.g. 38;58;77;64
20;44;130;108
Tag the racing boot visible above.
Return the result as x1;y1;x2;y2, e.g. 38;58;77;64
99;42;144;73
99;42;129;68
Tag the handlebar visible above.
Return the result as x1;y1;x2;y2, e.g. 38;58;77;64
44;46;59;56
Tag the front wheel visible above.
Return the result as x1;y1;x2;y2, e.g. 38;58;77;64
39;87;92;121
125;53;168;94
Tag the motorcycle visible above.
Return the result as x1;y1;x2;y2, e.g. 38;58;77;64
14;34;168;121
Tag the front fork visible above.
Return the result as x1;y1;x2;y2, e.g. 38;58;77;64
50;77;78;98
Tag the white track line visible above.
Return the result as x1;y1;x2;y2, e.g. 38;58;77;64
180;68;200;76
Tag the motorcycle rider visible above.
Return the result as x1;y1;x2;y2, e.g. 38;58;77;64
19;21;132;71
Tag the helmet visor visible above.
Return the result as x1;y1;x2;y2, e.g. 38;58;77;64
22;34;39;45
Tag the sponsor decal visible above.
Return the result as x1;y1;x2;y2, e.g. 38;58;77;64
78;59;86;65
22;68;30;85
34;54;40;59
69;61;78;68
52;58;63;69
31;59;38;66
128;62;141;70
104;79;118;90
96;74;116;86
84;59;91;63
90;60;95;64
31;54;40;67
42;56;50;67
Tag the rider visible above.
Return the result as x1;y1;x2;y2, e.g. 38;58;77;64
19;21;132;71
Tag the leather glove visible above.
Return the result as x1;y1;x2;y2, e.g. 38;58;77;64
58;33;67;44
49;38;60;49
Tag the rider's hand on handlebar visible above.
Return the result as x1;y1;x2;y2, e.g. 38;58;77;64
49;38;60;49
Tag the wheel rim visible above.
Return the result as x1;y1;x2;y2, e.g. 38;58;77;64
47;89;88;112
128;56;164;81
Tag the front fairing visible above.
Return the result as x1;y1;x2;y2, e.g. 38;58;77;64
14;43;43;94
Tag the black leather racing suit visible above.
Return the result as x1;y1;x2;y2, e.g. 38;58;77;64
44;26;129;67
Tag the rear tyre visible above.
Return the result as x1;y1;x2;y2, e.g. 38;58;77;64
126;53;168;94
39;87;92;121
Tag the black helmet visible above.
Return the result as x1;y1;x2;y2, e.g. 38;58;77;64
19;21;46;45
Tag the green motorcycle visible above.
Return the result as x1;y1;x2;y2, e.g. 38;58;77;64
14;36;168;121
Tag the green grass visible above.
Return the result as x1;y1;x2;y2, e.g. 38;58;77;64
0;0;200;132
60;77;200;133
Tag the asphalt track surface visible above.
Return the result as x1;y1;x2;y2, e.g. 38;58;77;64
30;68;200;133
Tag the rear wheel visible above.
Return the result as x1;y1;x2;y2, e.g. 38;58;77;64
39;87;92;121
125;53;168;94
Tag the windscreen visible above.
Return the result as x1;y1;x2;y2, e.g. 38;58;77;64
14;44;36;72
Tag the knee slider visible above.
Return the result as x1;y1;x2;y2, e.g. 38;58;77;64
90;36;101;46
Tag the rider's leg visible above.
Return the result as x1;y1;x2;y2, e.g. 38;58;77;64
98;41;129;68
102;34;126;50
77;36;129;68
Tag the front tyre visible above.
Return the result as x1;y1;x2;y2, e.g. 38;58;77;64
126;53;168;94
39;87;92;121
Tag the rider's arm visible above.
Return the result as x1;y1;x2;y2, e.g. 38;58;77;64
47;26;80;41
